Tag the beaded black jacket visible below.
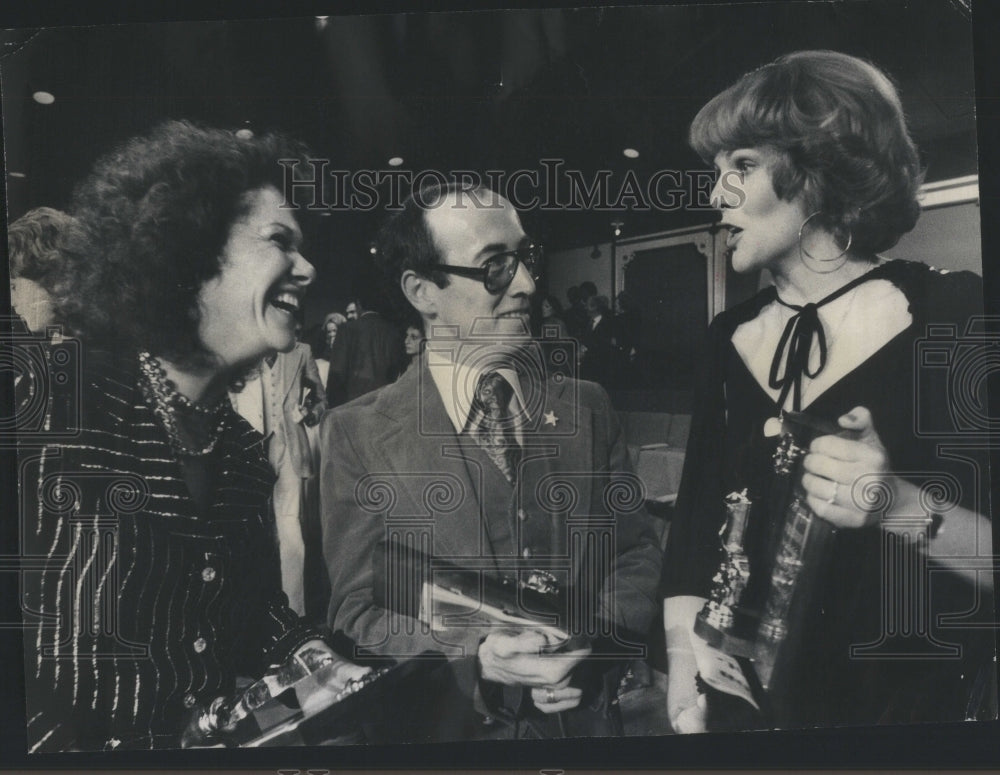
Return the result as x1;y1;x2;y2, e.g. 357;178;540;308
20;349;321;752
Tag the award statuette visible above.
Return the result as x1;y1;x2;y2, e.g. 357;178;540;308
687;411;843;729
179;650;430;747
694;489;755;656
689;490;765;729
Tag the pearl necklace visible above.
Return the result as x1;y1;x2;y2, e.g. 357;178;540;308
137;351;227;457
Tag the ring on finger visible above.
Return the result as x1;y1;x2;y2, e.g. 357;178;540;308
825;481;839;505
545;688;556;704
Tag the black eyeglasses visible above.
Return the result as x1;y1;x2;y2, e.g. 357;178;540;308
430;243;543;294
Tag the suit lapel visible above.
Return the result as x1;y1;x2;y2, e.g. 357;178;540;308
519;376;594;559
369;361;491;562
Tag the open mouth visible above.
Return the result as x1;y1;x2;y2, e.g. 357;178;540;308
724;226;743;249
268;291;301;315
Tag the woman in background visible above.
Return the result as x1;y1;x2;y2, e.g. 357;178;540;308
402;322;424;370
7;207;78;334
538;294;569;339
314;311;347;387
662;50;993;732
23;120;367;751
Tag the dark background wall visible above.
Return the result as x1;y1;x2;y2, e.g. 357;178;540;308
1;1;980;328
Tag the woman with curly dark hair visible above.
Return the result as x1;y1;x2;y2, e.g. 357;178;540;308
22;120;368;752
661;51;993;731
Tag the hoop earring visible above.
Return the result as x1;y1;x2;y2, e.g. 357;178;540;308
798;211;852;274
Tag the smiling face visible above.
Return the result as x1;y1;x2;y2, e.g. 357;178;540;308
421;193;535;354
711;147;808;276
345;302;358;320
195;186;315;370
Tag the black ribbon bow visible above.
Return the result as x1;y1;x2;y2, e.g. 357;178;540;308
768;270;878;411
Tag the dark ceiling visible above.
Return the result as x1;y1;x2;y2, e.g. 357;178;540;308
0;1;979;311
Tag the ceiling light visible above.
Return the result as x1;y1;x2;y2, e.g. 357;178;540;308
32;91;55;105
8;171;26;178
623;148;639;159
388;156;404;167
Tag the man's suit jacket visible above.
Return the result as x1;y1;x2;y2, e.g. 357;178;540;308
326;312;406;407
319;356;662;740
581;315;617;387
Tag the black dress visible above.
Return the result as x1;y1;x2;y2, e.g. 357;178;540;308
662;260;995;727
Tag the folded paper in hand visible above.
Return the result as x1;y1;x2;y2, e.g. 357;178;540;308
420;580;569;643
416;563;570;644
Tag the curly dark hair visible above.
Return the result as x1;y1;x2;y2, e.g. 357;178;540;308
8;207;80;284
689;50;922;256
55;119;311;367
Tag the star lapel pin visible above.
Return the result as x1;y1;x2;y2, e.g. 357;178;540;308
543;410;558;427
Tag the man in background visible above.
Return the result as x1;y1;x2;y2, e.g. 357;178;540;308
326;295;406;406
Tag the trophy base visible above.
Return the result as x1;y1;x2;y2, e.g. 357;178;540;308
694;606;758;659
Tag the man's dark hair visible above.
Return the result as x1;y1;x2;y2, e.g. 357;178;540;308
372;180;492;317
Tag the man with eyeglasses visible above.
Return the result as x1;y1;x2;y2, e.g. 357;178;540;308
318;182;662;742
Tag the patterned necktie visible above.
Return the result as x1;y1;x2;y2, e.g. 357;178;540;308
465;371;522;484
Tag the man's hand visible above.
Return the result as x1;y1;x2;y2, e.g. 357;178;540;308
530;675;584;714
478;629;590;687
478;629;590;714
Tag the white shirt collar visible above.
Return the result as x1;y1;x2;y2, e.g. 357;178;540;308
425;345;528;434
